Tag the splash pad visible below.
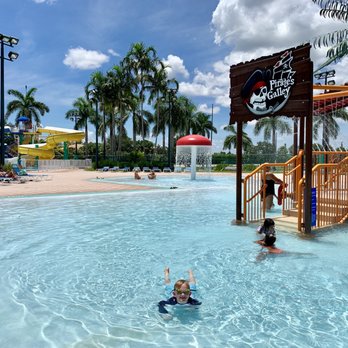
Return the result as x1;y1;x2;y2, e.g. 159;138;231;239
176;134;212;180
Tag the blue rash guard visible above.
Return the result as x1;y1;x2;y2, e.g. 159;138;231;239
158;284;202;314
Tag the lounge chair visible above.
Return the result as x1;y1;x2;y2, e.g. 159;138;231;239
110;166;120;172
143;166;151;172
163;167;172;173
133;166;141;172
152;167;161;172
12;164;50;181
102;166;110;172
184;167;191;172
174;166;182;173
120;166;130;172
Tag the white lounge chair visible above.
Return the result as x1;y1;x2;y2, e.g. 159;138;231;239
163;167;172;173
174;166;182;173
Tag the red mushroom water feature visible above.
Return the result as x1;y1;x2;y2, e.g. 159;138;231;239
176;135;212;180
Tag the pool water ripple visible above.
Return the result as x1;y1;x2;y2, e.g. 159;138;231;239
1;176;348;347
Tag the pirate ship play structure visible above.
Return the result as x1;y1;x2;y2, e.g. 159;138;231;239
230;43;348;233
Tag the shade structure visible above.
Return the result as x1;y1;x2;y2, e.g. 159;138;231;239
176;134;212;180
176;134;212;147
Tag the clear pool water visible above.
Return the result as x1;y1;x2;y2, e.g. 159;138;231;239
1;175;348;347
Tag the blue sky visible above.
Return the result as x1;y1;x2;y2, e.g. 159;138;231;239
2;0;348;152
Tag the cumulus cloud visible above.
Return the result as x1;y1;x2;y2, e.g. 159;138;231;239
163;54;189;79
179;65;229;107
197;103;221;114
63;47;109;70
108;48;120;57
33;0;56;4
211;0;346;65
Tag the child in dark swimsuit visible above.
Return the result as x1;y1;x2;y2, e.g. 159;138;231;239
256;218;283;254
158;268;201;319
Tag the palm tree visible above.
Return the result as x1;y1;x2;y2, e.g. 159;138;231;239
148;64;169;148
65;97;94;157
85;71;106;164
103;65;140;157
312;0;348;71
122;42;161;140
223;124;252;152
253;116;291;152
191;112;217;138
6;87;49;128
313;108;348;149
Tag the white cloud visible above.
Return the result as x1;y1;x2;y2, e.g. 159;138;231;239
108;48;120;57
197;103;221;115
211;0;346;66
33;0;56;4
63;47;109;70
163;54;189;79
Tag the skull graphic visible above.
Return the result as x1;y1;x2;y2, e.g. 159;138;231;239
249;84;267;111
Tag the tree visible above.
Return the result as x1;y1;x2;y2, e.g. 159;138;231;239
253;116;291;152
245;141;276;164
65;97;94;157
313;108;348;149
148;65;170;148
6;87;49;128
85;71;106;162
122;42;161;140
312;0;348;71
191;112;217;138
223;124;252;152
103;65;136;158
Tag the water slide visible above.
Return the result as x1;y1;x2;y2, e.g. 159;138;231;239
18;126;85;159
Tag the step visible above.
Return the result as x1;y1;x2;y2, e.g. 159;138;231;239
273;216;299;233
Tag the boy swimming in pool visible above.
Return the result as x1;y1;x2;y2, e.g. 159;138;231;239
158;267;201;319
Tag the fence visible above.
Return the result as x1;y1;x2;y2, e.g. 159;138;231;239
27;159;92;171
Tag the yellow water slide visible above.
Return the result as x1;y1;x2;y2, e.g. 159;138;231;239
18;126;85;159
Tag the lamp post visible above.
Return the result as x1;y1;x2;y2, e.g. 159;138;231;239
0;34;19;166
314;69;335;88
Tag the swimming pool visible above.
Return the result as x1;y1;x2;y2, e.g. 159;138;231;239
1;175;348;347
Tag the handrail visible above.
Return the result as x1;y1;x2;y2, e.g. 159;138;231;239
242;150;348;231
310;157;348;229
242;150;303;223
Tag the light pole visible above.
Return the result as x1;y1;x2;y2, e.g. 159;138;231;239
0;34;19;166
314;69;335;88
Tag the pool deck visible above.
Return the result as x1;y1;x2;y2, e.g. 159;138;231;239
0;169;157;198
0;169;234;198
